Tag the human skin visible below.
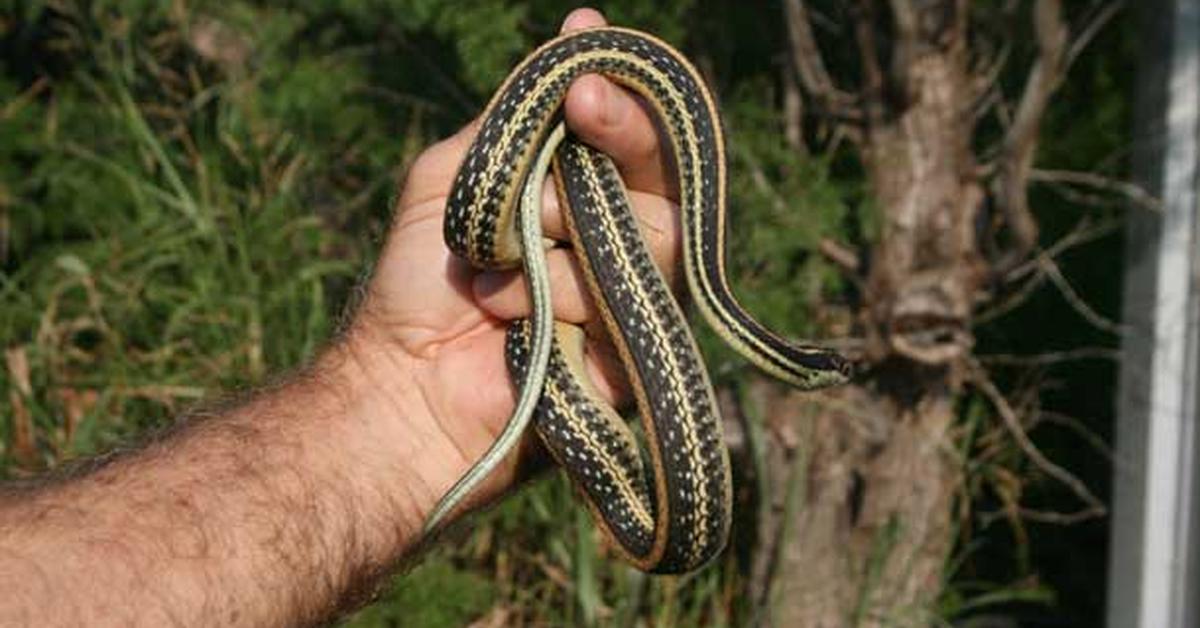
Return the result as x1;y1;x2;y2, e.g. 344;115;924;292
0;8;683;627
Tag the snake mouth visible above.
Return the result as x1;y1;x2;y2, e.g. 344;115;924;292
810;350;857;379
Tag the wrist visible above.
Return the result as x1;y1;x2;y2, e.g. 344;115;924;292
317;316;463;535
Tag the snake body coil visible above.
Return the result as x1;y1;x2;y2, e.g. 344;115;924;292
433;26;851;574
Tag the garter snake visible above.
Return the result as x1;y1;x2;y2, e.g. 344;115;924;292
425;26;851;574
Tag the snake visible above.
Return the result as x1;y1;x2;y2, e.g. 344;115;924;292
424;25;852;574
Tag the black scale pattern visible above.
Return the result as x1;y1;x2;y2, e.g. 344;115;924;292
556;142;730;573
446;27;847;573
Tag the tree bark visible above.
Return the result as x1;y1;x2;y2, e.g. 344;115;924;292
769;1;986;625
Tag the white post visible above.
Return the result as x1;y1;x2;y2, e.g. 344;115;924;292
1108;0;1200;626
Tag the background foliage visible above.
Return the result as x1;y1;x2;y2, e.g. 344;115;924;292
0;1;1130;625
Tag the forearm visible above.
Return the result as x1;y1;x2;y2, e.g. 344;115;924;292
0;330;437;626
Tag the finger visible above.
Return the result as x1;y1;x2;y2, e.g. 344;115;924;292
473;248;681;322
564;75;676;200
625;190;682;287
561;8;607;32
473;248;598;324
536;178;568;241
538;181;681;277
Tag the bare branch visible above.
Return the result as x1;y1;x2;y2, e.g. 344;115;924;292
1035;409;1115;462
972;85;1003;123
978;249;1125;333
783;0;860;119
977;270;1045;325
1039;254;1126;335
1004;216;1119;281
1037;183;1133;210
977;346;1119;366
1030;168;1161;212
988;1;1125;265
885;0;920;110
993;0;1068;256
971;41;1013;105
852;0;886;124
976;216;1119;323
1009;505;1106;525
979;2;1128;199
822;121;860;154
818;238;862;275
1;77;50;120
888;0;919;46
1067;1;1125;67
968;360;1107;524
783;0;837;93
782;58;807;153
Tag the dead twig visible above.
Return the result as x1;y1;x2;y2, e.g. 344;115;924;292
1033;410;1115;462
782;57;807;153
851;0;886;125
991;1;1126;262
1;77;50;120
1066;1;1125;67
977;346;1119;366
970;41;1013;107
977;217;1119;323
1038;253;1126;335
818;238;862;275
1030;168;1161;212
783;0;860;120
994;0;1068;256
968;360;1107;524
1004;216;1119;281
5;346;40;469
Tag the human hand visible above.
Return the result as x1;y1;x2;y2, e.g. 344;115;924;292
342;8;683;523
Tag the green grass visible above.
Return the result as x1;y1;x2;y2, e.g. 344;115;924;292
343;558;497;628
2;8;364;464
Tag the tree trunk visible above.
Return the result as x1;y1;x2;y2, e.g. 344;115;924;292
768;2;986;625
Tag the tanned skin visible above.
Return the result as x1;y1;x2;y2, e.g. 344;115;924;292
0;9;684;626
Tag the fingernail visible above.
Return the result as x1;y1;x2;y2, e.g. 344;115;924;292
562;8;605;33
